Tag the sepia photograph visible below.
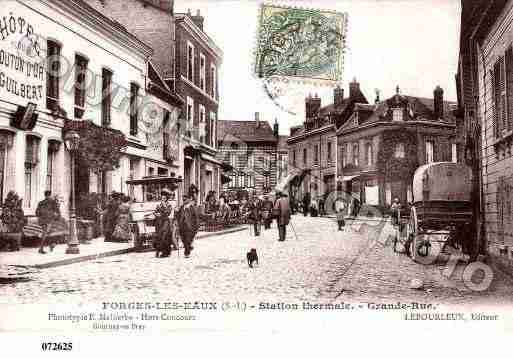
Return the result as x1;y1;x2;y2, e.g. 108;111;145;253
0;0;511;357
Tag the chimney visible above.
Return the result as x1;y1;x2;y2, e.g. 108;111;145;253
191;9;204;31
374;89;380;104
273;118;279;137
255;111;260;128
334;85;344;107
305;93;321;120
349;78;360;99
434;85;444;118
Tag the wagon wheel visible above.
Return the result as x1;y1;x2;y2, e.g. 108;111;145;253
408;206;432;262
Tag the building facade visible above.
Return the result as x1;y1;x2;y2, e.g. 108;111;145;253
217;114;279;197
83;0;184;203
175;10;223;203
0;0;176;220
337;86;460;209
287;79;368;204
457;0;513;268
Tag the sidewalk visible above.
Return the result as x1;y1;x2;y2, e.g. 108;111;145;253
0;226;246;270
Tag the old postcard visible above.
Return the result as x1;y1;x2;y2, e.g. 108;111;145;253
0;0;512;357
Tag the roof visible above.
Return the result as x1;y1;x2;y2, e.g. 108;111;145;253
84;0;175;78
339;93;458;132
217;120;278;143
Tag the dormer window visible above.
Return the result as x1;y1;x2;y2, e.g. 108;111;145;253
392;108;403;122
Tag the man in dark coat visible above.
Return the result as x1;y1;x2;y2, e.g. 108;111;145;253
36;190;60;254
177;188;199;258
302;192;310;217
274;191;291;242
262;195;274;229
103;192;121;242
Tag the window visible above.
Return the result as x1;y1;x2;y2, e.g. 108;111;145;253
25;136;40;208
230;153;236;168
46;40;61;110
506;47;513;132
264;174;270;189
366;143;373;165
101;68;112;126
130;83;139;135
353;143;359;166
211;63;217;99
74;55;88;118
199;105;206;143
200;53;206;91
163;110;170;160
247;152;254;169
238;173;244;188
395;143;405;159
385;182;392;205
187;41;195;82
451;143;458;163
493;55;507;137
314;144;319;164
392;108;403;122
46;142;58;193
293;149;296;166
129;158;138;199
426;141;434;163
186;96;194;137
327;141;332;161
209;111;216;147
303;148;307;165
341;145;347;167
46;149;53;192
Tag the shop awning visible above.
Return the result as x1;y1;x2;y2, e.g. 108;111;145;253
126;175;182;186
340;175;360;182
200;153;223;166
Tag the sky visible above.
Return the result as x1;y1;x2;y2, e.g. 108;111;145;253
175;0;461;135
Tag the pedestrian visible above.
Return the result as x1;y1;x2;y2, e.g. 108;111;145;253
274;191;291;242
302;192;310;217
248;194;262;236
310;197;318;217
319;196;325;216
36;190;60;254
391;198;402;226
262;195;273;229
103;192;121;242
111;195;132;243
336;199;346;231
153;189;176;258
176;186;199;258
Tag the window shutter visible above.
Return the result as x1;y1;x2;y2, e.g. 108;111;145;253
493;57;505;137
506;48;513;132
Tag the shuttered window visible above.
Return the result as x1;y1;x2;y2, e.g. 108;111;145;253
493;56;506;138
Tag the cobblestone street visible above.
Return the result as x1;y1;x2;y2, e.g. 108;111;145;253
1;215;512;306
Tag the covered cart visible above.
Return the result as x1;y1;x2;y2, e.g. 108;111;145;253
125;175;182;251
404;162;474;262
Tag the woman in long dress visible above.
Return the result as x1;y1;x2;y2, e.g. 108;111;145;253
153;189;175;258
112;195;132;242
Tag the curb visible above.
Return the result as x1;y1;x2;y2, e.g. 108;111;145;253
31;226;247;269
33;247;135;269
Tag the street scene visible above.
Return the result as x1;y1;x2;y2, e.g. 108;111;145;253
0;0;513;315
2;216;512;305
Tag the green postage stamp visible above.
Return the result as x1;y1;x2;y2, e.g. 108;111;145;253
255;3;347;84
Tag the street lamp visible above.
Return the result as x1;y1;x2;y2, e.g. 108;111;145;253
64;130;80;254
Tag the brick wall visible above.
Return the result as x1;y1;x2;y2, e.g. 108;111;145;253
86;0;175;79
175;19;219;147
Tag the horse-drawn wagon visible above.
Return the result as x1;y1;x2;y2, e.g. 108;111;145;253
397;162;475;262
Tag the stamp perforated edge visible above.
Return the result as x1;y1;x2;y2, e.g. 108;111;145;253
251;1;349;87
